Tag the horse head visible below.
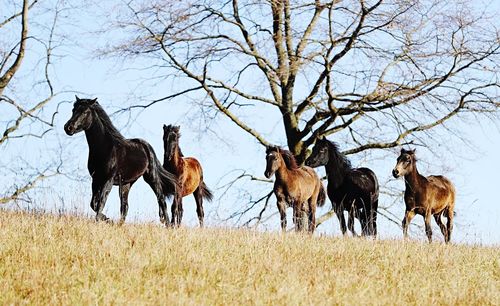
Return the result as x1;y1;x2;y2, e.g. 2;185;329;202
392;148;416;178
305;136;330;168
264;145;282;178
163;124;181;161
64;96;98;135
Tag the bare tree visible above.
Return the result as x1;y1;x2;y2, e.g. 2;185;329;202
100;0;499;226
0;0;64;204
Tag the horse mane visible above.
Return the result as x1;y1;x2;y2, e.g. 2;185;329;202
321;140;352;188
267;146;299;170
280;148;299;170
88;101;128;146
177;145;184;158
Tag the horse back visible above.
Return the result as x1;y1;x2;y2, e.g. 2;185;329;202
327;167;378;211
426;175;455;208
275;165;321;204
348;167;379;196
298;166;323;191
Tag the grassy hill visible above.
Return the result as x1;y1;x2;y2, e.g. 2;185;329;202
0;210;498;305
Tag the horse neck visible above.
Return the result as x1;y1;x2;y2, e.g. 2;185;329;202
325;152;349;190
164;142;184;171
84;117;116;155
274;158;290;182
404;163;424;191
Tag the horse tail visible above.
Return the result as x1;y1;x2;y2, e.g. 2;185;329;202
141;141;178;197
157;159;178;198
199;180;214;202
317;183;326;207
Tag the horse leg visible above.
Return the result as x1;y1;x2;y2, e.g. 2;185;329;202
276;196;287;232
308;198;316;233
177;196;184;225
301;204;309;233
292;204;299;231
434;213;447;241
170;196;177;225
293;203;303;232
143;173;170;227
424;210;433;243
371;199;378;237
118;182;132;225
361;197;373;237
347;202;358;237
334;204;347;236
90;181;100;213
445;208;454;243
170;193;183;227
94;178;113;222
193;186;204;228
402;210;415;239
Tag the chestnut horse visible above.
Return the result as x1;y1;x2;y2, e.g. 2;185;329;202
264;146;326;233
392;148;455;243
306;137;379;237
64;97;177;225
163;124;213;227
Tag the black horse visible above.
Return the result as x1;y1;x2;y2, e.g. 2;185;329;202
305;137;379;236
64;96;177;225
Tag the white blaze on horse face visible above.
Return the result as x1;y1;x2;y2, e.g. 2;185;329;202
394;156;411;177
65;106;91;135
265;152;279;178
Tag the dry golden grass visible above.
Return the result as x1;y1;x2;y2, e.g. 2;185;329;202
0;210;498;305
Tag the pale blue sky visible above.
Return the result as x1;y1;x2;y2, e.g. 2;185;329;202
1;0;499;245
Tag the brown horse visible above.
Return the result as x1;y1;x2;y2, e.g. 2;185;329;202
163;125;213;227
264;146;326;233
392;148;455;243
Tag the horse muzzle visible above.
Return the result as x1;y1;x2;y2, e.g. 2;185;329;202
264;171;272;179
392;169;400;178
64;122;76;135
304;158;317;168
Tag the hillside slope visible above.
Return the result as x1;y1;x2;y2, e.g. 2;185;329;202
0;210;498;305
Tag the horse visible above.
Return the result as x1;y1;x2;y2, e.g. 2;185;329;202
163;124;213;227
305;137;379;237
264;146;326;233
64;96;177;225
392;148;455;243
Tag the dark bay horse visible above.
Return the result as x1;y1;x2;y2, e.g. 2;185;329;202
163;124;213;227
64;96;177;225
306;137;379;237
264;146;326;233
392;148;455;243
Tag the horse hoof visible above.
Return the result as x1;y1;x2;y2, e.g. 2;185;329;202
96;213;110;222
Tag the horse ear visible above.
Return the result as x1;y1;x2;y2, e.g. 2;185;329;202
75;95;80;101
163;124;168;131
401;148;407;154
174;125;180;132
265;145;275;154
91;98;98;105
409;149;416;155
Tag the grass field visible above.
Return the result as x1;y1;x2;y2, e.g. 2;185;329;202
0;210;498;305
